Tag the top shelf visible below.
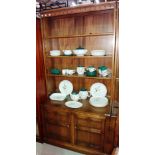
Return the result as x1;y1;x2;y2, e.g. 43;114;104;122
41;2;116;18
46;33;114;39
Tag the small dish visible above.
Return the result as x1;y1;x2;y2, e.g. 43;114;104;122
65;101;83;108
49;93;66;101
50;50;61;56
91;50;106;56
89;97;108;107
62;50;72;56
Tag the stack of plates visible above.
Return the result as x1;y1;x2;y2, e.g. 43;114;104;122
89;82;108;107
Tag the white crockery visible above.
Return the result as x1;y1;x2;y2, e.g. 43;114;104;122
77;66;85;75
62;69;69;75
50;50;61;56
73;49;88;56
70;93;80;101
89;97;108;107
68;70;76;75
90;83;107;97
65;101;83;108
49;93;66;101
79;91;89;100
91;50;106;56
59;80;73;95
62;50;72;56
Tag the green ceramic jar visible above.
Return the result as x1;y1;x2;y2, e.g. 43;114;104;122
50;68;61;75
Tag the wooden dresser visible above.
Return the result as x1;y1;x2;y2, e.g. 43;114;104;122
39;1;119;155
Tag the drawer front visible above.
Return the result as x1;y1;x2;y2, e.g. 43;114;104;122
75;115;105;131
45;123;71;143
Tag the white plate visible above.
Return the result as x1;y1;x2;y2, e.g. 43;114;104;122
49;93;66;101
89;97;108;107
59;80;73;95
65;101;83;108
90;83;107;97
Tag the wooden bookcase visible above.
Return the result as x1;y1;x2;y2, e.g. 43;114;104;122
40;1;119;155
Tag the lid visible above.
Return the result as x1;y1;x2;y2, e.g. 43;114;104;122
72;91;78;95
76;46;85;49
98;66;108;70
80;88;87;91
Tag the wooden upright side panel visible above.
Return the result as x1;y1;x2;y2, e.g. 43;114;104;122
36;18;46;142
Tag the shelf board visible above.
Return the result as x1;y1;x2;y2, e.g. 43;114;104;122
47;55;112;58
46;33;114;39
47;74;112;80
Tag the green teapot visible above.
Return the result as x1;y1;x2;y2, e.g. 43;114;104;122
86;66;97;77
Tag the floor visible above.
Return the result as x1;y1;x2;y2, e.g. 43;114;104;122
36;142;85;155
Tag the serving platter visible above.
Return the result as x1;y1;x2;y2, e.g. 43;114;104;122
65;101;83;108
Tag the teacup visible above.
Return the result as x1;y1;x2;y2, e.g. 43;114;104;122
77;66;85;75
68;69;76;75
62;69;69;75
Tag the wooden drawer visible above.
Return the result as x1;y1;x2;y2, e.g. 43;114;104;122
45;123;71;143
75;114;105;131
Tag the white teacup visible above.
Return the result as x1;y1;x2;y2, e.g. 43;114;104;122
77;66;85;75
68;70;75;75
62;69;69;75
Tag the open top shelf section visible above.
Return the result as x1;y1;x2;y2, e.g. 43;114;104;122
41;1;116;18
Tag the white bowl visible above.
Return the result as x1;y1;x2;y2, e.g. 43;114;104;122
91;50;106;56
49;93;66;101
63;50;72;56
89;97;108;107
50;50;61;56
73;49;88;56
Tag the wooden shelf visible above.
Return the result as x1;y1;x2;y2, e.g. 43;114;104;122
47;55;112;58
47;74;112;80
46;33;114;39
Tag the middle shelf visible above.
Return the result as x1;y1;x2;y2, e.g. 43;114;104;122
47;74;112;80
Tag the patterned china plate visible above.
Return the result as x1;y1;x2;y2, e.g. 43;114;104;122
65;101;83;108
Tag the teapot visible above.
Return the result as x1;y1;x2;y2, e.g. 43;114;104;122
77;66;85;75
70;91;80;101
98;66;109;77
86;66;97;77
79;88;89;100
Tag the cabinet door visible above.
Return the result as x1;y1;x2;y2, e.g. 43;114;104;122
43;108;71;143
74;114;105;151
